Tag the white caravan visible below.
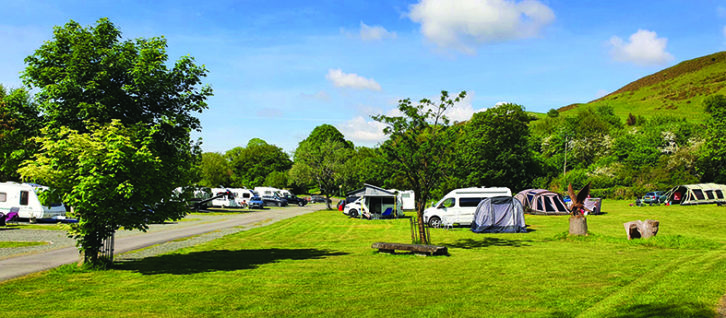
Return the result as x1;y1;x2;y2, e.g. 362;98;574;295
210;188;242;208
0;182;67;219
228;188;255;206
254;186;283;198
389;189;415;210
423;187;511;228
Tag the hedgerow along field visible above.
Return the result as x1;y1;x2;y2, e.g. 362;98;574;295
0;201;724;317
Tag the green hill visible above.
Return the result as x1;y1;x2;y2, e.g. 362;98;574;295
559;51;726;122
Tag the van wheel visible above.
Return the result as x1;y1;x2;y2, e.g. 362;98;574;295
428;216;442;228
349;209;358;218
298;201;305;207
277;202;282;207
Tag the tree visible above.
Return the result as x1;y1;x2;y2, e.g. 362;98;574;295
456;103;539;190
698;95;726;183
0;85;43;181
290;125;353;209
198;152;232;188
373;90;465;244
225;139;292;188
19;19;211;267
547;108;559;118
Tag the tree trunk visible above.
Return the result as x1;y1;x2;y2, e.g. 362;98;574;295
569;214;588;236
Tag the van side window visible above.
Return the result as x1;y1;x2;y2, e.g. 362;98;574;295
20;191;29;206
459;197;483;207
439;198;455;208
0;192;6;202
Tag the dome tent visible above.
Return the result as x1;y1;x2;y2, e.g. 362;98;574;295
471;196;527;233
514;189;569;215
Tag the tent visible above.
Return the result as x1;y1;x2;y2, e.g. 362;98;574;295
664;183;726;205
514;189;569;215
471;196;527;233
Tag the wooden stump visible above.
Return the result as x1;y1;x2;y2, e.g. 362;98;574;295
624;220;659;240
569;214;588;236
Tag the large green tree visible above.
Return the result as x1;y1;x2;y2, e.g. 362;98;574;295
198;152;232;188
456;103;539;191
225;139;292;188
698;95;726;183
0;85;43;181
19;18;211;267
290;125;353;209
373;91;465;244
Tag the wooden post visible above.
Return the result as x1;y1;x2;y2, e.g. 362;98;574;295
569;214;588;236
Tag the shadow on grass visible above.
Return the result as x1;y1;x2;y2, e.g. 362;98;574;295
606;302;715;318
115;248;348;275
444;238;531;249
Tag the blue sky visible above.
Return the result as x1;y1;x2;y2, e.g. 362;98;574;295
2;0;726;154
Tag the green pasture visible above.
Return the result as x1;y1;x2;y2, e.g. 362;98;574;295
0;201;724;317
0;241;48;248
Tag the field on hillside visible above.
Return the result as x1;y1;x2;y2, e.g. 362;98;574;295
1;202;725;317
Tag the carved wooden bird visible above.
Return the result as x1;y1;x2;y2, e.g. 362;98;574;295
567;182;592;216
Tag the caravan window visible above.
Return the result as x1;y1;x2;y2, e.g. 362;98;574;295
0;192;6;202
459;197;483;207
716;190;724;199
242;192;251;199
692;189;705;200
402;193;411;198
20;191;29;206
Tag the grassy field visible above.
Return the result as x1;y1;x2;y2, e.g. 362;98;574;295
0;201;724;317
0;241;48;248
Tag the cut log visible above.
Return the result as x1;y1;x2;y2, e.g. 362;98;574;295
569;214;588;236
624;220;659;240
371;242;448;256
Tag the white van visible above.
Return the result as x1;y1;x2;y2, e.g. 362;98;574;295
0;182;67;219
210;188;242;208
423;187;511;227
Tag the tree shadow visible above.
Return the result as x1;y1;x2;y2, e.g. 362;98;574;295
605;302;715;318
444;238;531;249
115;248;348;275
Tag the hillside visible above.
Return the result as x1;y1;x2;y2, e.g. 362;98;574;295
558;51;726;122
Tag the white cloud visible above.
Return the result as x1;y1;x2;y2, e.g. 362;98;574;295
338;116;389;143
359;22;397;41
609;29;674;66
408;0;555;54
326;69;382;91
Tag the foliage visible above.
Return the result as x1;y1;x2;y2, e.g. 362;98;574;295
225;139;292;188
373;90;465;244
0;86;43;182
198;152;232;188
290;138;352;208
18;18;211;266
547;108;559;118
455;103;540;191
264;170;288;189
698;94;726;183
19;121;192;265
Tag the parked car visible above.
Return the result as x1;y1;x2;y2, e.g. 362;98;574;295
283;193;307;207
248;195;264;209
642;191;666;204
262;195;288;207
310;195;331;203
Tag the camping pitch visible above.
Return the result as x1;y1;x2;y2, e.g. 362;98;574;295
471;196;527;233
514;189;569;215
664;183;726;205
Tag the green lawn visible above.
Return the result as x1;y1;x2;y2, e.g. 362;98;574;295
0;241;48;248
0;201;724;317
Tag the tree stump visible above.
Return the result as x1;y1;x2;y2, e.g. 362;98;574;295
624;220;659;240
569;214;588;236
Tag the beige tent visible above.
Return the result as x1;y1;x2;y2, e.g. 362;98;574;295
664;183;726;205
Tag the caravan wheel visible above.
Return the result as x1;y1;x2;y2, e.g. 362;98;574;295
428;216;442;228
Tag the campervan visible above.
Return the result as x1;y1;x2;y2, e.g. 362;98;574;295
210;188;242;208
0;182;67;219
423;187;512;227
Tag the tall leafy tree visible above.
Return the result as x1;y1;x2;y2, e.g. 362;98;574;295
698;95;726;183
225;139;292;188
0;86;43;181
198;152;232;188
456;103;539;191
290;125;353;209
19;19;211;267
373;90;465;244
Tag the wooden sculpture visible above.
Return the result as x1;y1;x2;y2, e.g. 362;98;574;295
567;182;591;236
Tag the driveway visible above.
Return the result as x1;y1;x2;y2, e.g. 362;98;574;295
0;204;323;282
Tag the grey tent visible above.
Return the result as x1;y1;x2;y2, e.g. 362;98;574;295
471;196;527;233
514;189;569;215
664;183;726;205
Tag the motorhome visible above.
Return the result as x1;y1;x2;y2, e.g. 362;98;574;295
0;182;67;219
423;187;512;227
253;186;288;207
210;188;243;208
228;188;255;207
